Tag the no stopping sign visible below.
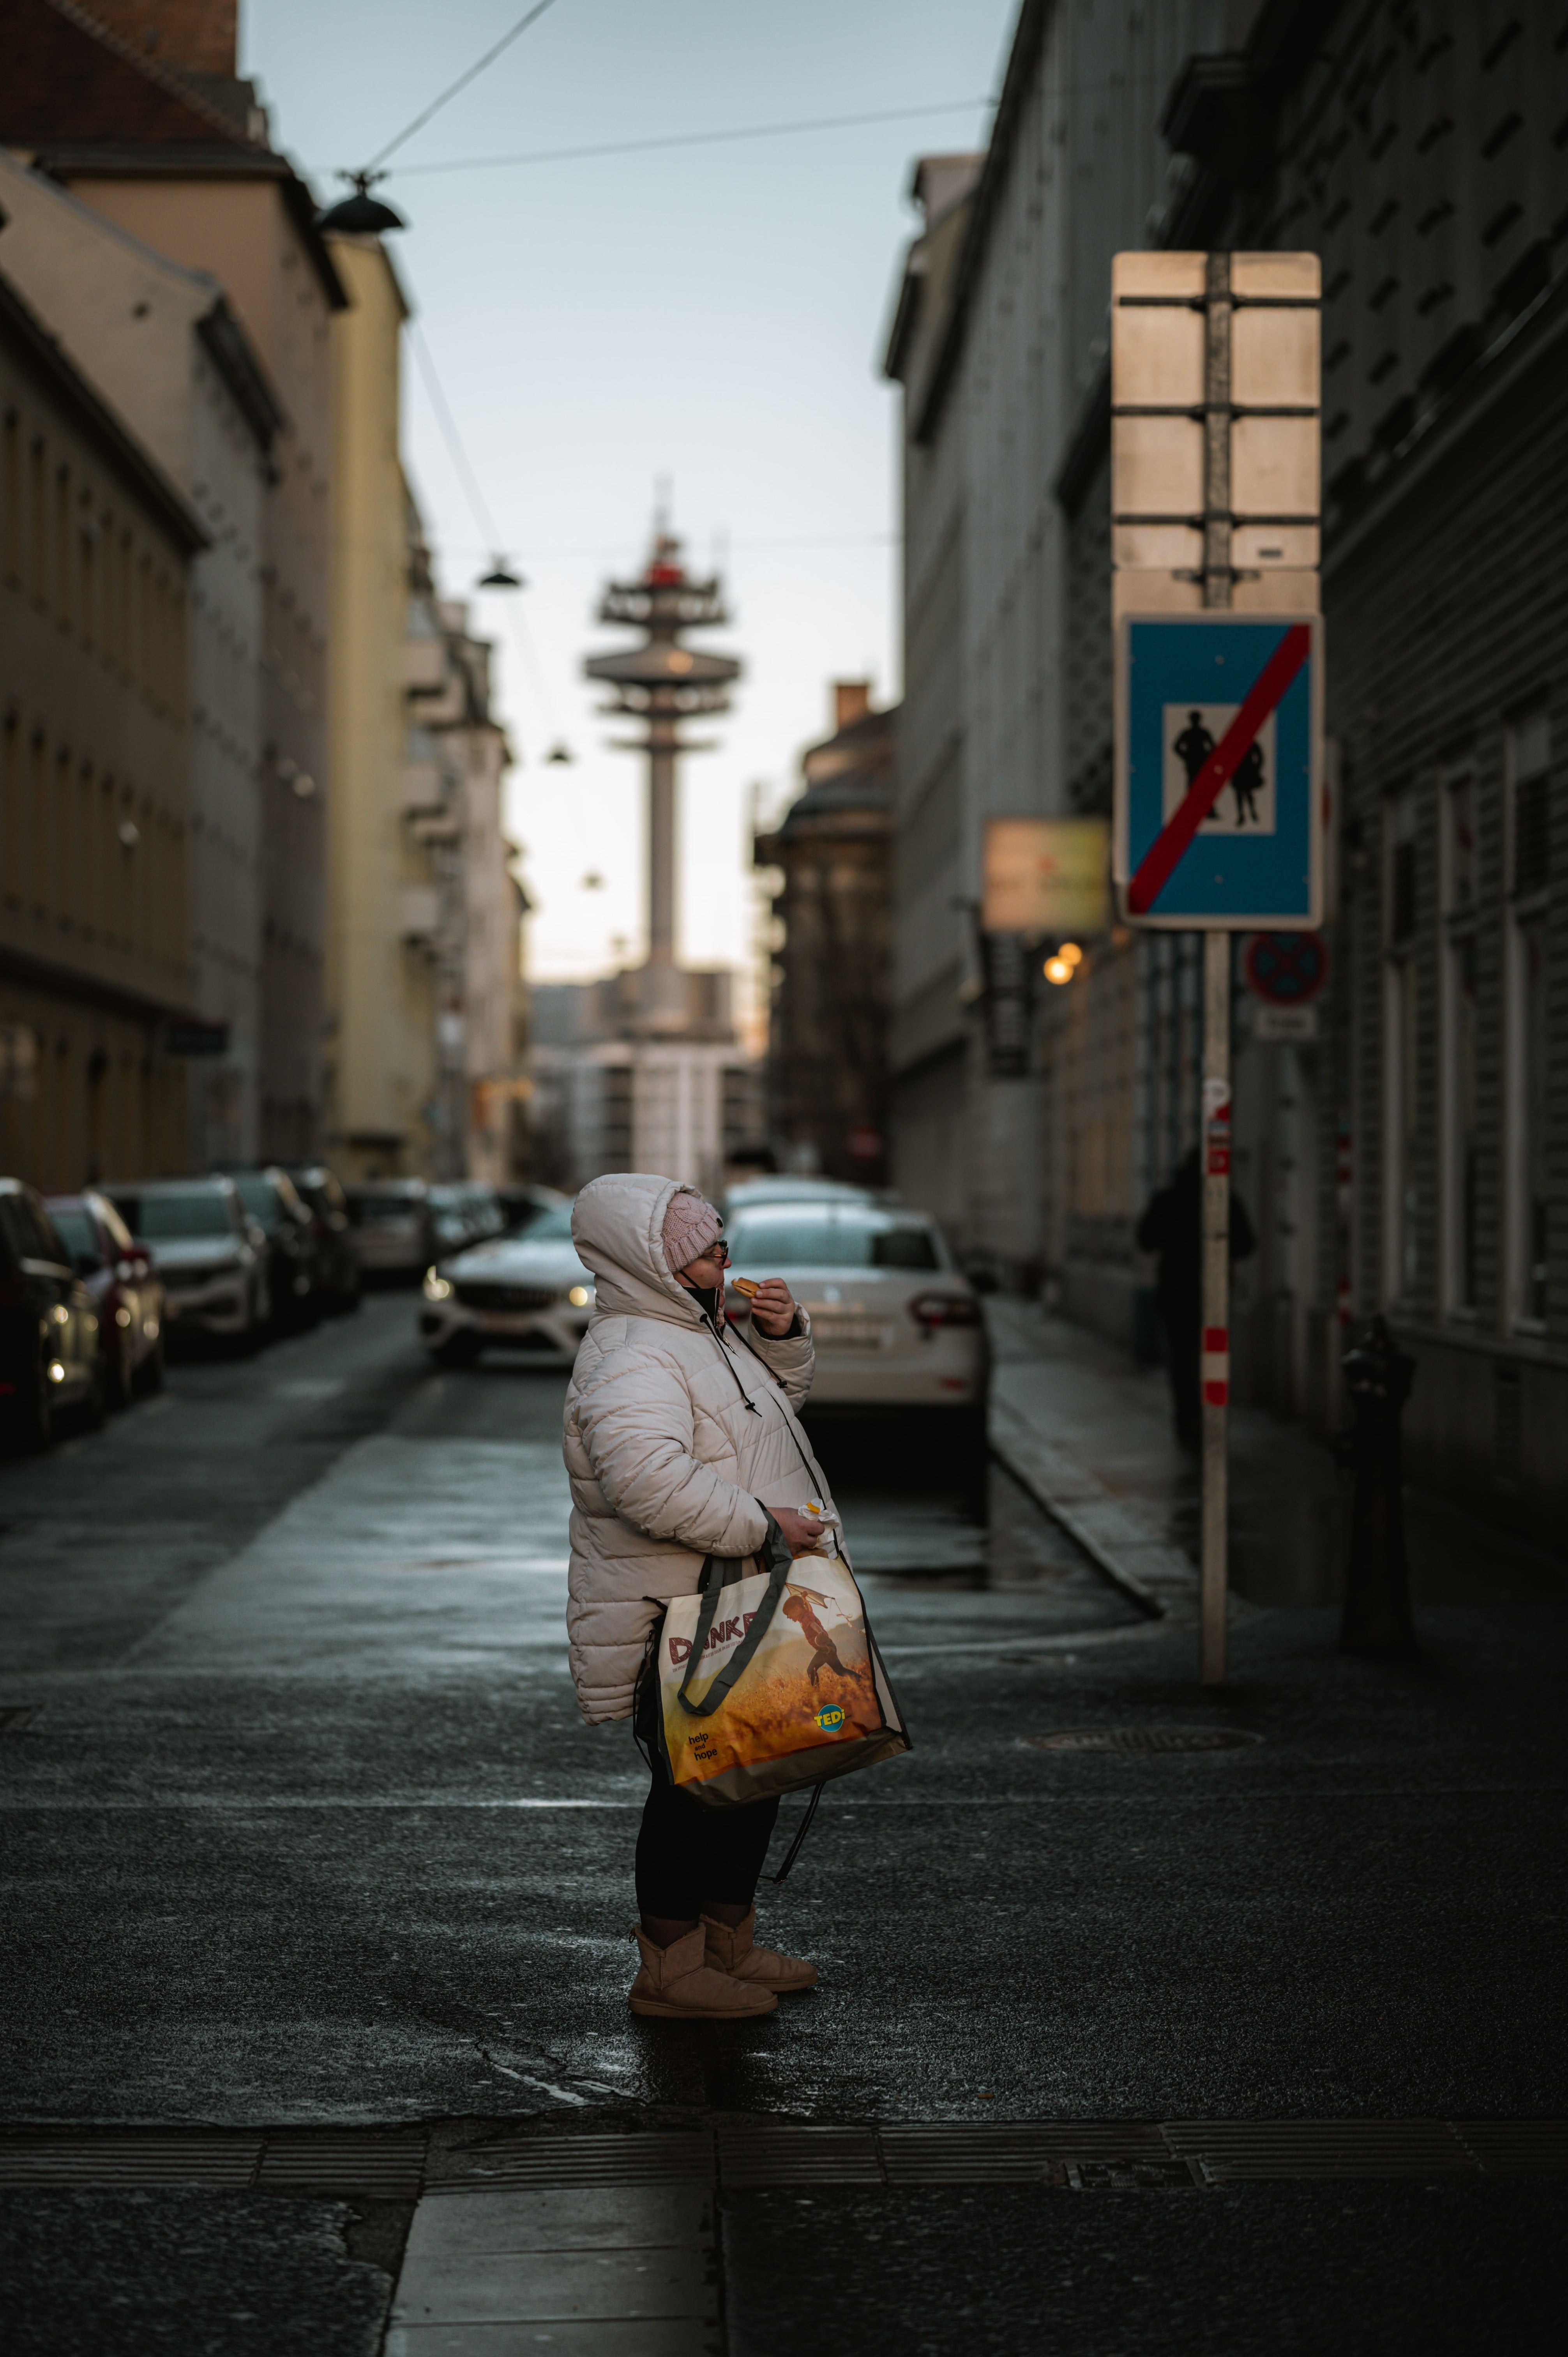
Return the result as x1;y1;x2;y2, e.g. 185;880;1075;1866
1243;931;1328;1006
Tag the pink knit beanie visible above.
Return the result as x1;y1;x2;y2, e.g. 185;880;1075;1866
660;1188;723;1274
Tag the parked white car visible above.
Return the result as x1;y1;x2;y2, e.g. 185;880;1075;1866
722;1196;990;1505
102;1177;269;1347
420;1202;595;1368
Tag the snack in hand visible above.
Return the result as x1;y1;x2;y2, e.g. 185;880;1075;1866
731;1276;760;1299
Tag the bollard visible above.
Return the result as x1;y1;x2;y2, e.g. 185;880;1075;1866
1332;1315;1418;1657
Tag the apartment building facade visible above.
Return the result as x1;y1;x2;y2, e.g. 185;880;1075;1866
0;267;203;1188
885;0;1567;1546
6;0;347;1158
0;148;277;1168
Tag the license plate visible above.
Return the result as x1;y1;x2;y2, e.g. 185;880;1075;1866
813;1321;884;1348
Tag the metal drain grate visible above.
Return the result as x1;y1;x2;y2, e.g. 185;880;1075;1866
0;2134;261;2187
0;2128;426;2195
879;2123;1169;2184
256;2132;426;2197
1454;2121;1568;2176
4;2118;1564;2193
718;2125;881;2187
0;1707;40;1735
1165;2121;1473;2181
431;2132;714;2192
1026;1726;1263;1753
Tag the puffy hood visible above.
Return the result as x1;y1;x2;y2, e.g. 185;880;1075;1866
570;1173;709;1327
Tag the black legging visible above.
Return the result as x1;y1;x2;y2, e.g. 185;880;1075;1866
633;1680;779;1919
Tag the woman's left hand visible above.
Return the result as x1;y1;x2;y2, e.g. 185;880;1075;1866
748;1277;797;1336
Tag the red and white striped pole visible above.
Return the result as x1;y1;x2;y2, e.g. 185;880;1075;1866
1201;936;1231;1686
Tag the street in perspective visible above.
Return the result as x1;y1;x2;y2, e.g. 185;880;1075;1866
2;4;1567;2355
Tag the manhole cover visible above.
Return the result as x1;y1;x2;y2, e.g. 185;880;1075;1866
1025;1726;1263;1754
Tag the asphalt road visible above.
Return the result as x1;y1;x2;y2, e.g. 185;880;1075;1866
2;1292;1563;2353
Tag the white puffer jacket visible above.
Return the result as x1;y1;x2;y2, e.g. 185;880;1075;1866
563;1171;838;1726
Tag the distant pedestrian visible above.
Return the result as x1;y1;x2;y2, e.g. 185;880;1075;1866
1136;1148;1255;1449
563;1172;832;2021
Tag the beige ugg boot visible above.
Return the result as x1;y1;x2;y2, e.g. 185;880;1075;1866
701;1908;819;1993
628;1924;778;2020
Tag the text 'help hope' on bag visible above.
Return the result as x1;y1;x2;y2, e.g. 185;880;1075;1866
653;1511;911;1806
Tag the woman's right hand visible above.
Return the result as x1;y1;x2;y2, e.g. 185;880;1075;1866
772;1505;826;1557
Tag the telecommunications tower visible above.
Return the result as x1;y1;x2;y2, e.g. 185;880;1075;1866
584;516;742;1033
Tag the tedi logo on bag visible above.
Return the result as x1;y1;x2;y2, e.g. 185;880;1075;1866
815;1704;846;1732
668;1611;756;1667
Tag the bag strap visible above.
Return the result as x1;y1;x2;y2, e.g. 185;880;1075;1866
768;1780;826;1885
730;1325;848;1564
672;1509;793;1720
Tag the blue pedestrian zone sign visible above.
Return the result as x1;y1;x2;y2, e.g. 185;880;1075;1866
1114;613;1322;929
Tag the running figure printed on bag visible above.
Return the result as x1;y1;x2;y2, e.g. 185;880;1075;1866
782;1583;856;1686
661;1560;882;1793
1163;704;1277;835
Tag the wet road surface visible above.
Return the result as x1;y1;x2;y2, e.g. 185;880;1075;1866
2;1292;1564;2352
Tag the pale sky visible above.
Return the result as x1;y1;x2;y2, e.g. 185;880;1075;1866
242;0;1014;982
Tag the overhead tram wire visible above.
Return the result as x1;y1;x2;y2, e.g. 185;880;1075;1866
388;96;996;180
366;0;568;170
405;320;565;755
319;0;567;226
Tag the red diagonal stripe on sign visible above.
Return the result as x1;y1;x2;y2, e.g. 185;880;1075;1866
1128;623;1312;915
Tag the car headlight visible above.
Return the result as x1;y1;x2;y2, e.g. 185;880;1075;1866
568;1284;592;1308
423;1266;453;1302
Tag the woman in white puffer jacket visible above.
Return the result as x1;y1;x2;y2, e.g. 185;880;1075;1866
565;1171;837;2020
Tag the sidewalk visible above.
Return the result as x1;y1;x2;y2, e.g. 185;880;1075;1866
986;1297;1568;1611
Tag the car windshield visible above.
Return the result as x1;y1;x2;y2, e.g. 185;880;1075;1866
520;1206;576;1242
226;1173;286;1230
349;1193;421;1225
117;1189;233;1239
725;1211;942;1270
48;1207;101;1266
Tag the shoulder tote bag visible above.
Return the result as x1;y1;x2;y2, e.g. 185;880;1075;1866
651;1509;911;1808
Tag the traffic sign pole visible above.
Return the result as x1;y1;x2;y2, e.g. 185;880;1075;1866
1110;244;1321;1691
1201;253;1232;1689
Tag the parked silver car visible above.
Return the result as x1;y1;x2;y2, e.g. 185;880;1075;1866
344;1180;431;1281
102;1177;269;1347
420;1201;593;1368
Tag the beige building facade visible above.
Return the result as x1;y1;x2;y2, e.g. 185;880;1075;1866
0;267;202;1189
5;0;349;1156
0;150;277;1168
323;237;524;1182
322;233;437;1179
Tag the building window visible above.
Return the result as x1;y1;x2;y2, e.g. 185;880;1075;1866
1383;790;1421;1302
1505;711;1550;1329
1441;774;1480;1312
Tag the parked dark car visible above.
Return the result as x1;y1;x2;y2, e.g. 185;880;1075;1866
44;1189;164;1405
282;1164;362;1313
427;1182;505;1257
495;1183;570;1237
0;1178;102;1448
216;1168;322;1329
102;1177;270;1349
